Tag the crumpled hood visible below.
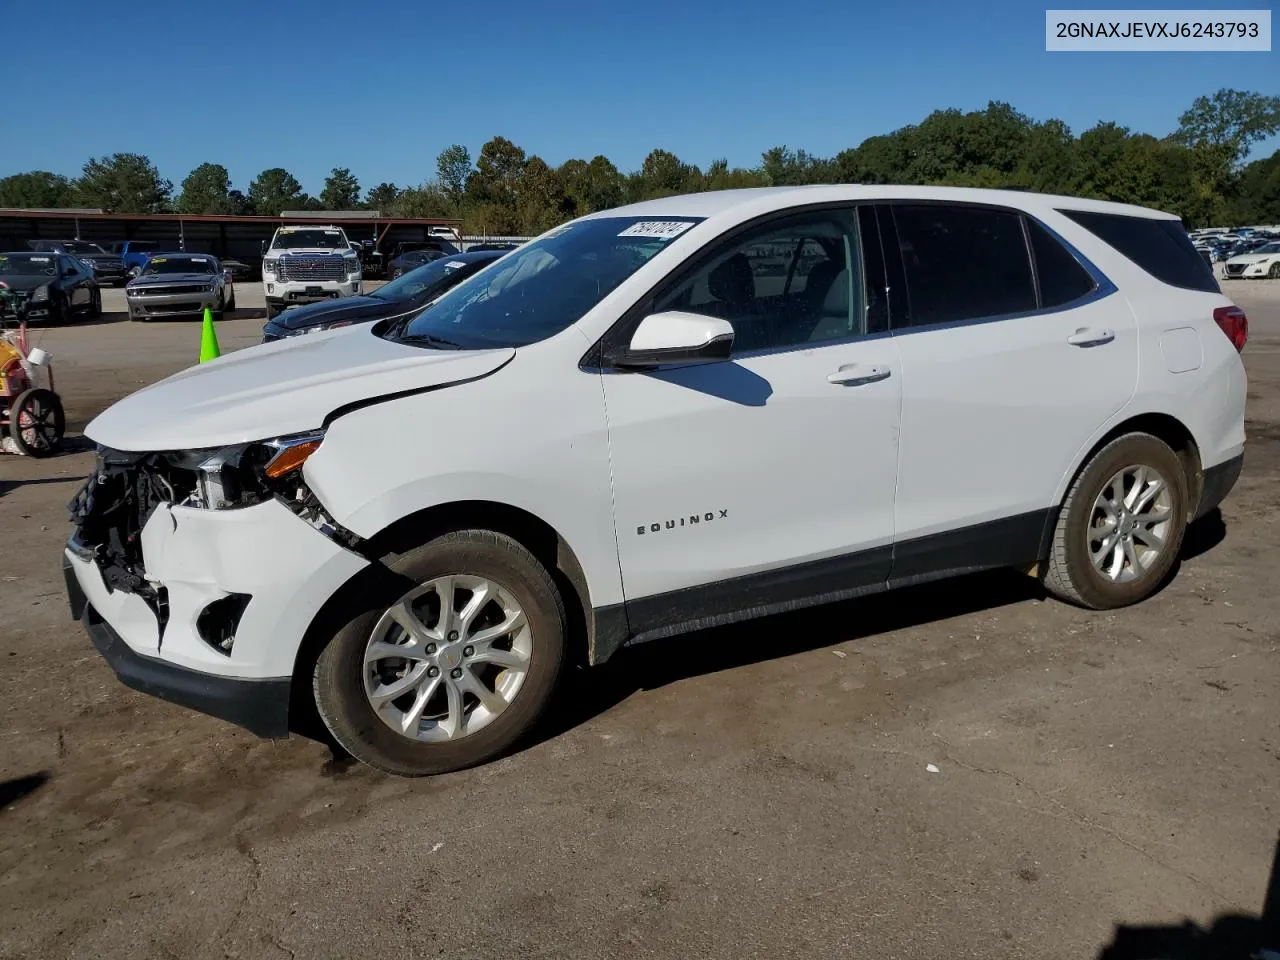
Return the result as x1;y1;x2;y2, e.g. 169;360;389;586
86;326;515;452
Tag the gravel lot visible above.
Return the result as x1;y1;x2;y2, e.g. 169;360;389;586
2;274;1278;960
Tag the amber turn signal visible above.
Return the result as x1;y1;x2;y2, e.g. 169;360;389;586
264;440;322;479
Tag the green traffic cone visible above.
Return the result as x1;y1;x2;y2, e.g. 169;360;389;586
199;306;220;363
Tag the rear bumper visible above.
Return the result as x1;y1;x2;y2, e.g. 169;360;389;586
64;555;292;738
1196;453;1244;520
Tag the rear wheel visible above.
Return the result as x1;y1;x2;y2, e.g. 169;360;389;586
313;530;566;776
225;286;236;313
1044;432;1188;610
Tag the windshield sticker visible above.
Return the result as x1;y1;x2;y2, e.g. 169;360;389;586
617;221;696;240
188;257;209;263
150;257;167;264
443;260;466;269
28;256;50;263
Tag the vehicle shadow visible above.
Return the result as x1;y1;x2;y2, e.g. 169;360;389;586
1095;830;1279;959
538;567;1043;745
1181;508;1226;562
0;772;50;814
0;475;82;498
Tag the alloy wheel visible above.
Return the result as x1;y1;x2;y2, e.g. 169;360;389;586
1088;464;1173;583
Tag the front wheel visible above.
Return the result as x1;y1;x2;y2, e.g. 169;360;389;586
265;301;283;320
87;288;102;318
1043;432;1188;610
1269;262;1280;279
313;530;567;776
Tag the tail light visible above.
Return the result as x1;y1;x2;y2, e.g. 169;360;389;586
1213;305;1248;352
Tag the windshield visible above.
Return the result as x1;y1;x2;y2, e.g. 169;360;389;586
141;255;217;276
0;254;58;277
374;256;493;302
63;241;105;254
271;229;347;250
1253;242;1280;254
395;216;702;349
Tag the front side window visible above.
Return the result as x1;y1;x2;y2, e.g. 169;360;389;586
395;216;701;349
652;209;865;354
890;204;1036;328
142;255;217;276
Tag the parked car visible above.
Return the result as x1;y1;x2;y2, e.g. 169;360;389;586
106;240;174;278
27;240;127;286
1223;240;1280;280
124;253;235;321
385;248;446;279
466;242;522;253
0;251;100;322
219;257;256;282
261;249;509;342
65;185;1246;777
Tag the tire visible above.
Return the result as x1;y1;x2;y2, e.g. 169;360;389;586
266;302;282;320
313;529;567;776
1043;432;1189;610
1269;262;1280;279
225;287;236;313
9;388;64;457
87;288;102;319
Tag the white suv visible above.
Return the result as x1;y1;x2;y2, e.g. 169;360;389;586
261;224;363;319
64;186;1247;776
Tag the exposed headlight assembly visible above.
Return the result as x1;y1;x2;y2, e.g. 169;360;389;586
188;431;326;510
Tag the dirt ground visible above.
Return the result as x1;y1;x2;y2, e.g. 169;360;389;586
1;278;1278;960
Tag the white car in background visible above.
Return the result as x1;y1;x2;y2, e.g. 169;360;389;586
65;185;1247;777
1223;240;1280;280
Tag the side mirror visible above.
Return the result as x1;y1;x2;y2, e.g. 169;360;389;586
613;311;734;369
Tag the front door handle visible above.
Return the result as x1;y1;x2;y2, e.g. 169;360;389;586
828;363;891;386
1067;327;1115;347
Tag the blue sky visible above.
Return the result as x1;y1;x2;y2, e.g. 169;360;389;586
1;0;1276;195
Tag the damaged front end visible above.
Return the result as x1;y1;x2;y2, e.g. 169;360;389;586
67;432;360;623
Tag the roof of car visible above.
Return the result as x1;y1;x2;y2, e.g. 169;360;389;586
581;185;1183;224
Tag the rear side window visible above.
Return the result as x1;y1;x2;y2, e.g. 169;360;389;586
1027;219;1096;308
1057;208;1218;294
890;204;1036;328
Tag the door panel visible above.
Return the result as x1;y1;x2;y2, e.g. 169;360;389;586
601;205;901;629
883;203;1139;555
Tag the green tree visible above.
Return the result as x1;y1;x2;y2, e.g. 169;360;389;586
75;153;172;213
702;159;769;191
364;182;401;212
761;146;835;185
558;155;624;215
0;171;75;208
436;145;473;210
177;162;233;214
638;149;689;197
467;136;527;209
1175;89;1280;169
226;189;251;215
391;182;452;219
248;167;305;216
320;167;361;209
515;156;570;234
1225;150;1280;223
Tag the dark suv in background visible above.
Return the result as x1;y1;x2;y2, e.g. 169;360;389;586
27;240;127;286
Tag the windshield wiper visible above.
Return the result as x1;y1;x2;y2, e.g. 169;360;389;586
398;332;463;349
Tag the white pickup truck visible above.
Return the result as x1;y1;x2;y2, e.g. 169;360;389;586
261;224;364;319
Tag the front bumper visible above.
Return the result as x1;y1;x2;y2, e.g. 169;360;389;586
264;278;362;307
65;557;292;738
127;288;221;318
63;496;369;733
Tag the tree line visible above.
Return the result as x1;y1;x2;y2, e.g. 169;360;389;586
2;88;1277;233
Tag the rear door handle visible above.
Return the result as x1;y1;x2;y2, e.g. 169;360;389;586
1067;327;1115;347
828;363;891;386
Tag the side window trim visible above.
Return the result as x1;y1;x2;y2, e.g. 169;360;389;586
1020;214;1042;308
